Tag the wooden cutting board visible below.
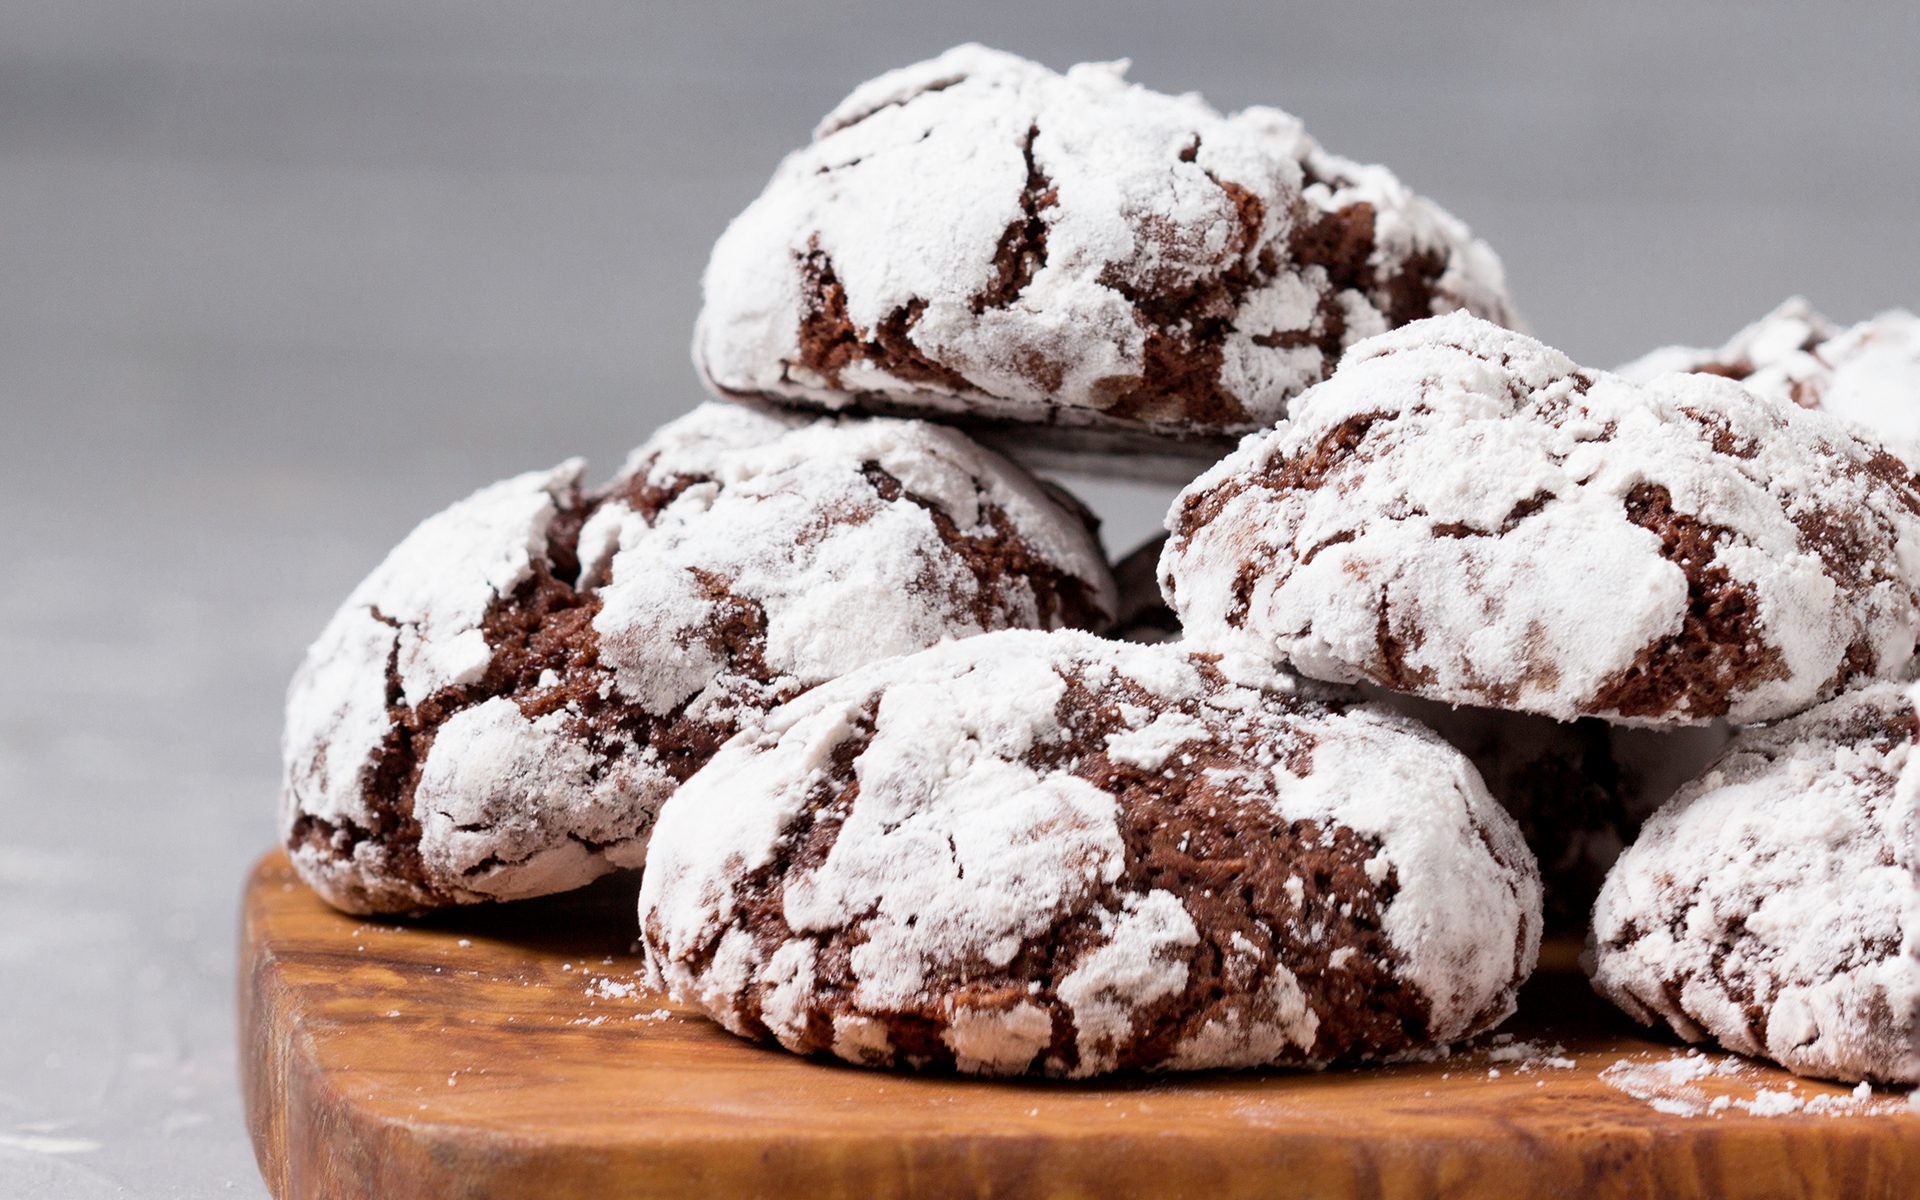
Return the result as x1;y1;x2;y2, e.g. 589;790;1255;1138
238;849;1920;1199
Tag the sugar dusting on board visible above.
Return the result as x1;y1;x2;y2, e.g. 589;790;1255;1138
575;966;675;1023
1477;1033;1577;1072
1599;1048;1917;1118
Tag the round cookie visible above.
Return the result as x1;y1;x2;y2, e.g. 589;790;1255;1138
1162;312;1920;726
639;630;1541;1077
282;404;1117;914
1796;311;1920;458
694;44;1520;478
1621;298;1920;464
1614;295;1839;392
1591;682;1920;1083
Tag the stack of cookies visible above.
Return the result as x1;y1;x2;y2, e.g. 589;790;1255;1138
281;45;1920;1084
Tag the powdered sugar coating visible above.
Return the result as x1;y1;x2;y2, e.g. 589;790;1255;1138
282;461;585;913
694;44;1518;467
1591;682;1920;1083
1163;312;1920;726
592;405;1114;724
1615;296;1841;391
640;630;1540;1076
1805;313;1920;460
282;404;1116;914
1621;299;1920;466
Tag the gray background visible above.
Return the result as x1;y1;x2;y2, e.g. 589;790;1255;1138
3;1;1915;1194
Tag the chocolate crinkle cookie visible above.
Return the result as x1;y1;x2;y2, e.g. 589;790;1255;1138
639;630;1541;1077
693;44;1519;470
1620;296;1920;465
281;404;1117;915
1590;682;1920;1083
1162;311;1920;727
1614;295;1841;393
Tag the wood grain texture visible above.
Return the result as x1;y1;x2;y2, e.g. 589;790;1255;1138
238;849;1920;1199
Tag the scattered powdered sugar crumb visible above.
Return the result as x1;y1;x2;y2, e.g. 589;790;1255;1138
1482;1038;1577;1070
575;970;678;1024
588;976;640;1000
1742;1089;1804;1117
1599;1049;1916;1118
1448;1032;1578;1077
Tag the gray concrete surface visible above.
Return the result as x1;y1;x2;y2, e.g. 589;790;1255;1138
3;1;1916;1194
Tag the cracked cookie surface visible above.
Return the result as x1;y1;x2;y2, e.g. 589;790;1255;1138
1619;296;1920;465
639;630;1540;1077
694;44;1519;467
1162;312;1920;726
281;404;1117;914
1591;682;1920;1083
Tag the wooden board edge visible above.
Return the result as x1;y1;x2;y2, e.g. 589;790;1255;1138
236;850;1920;1200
